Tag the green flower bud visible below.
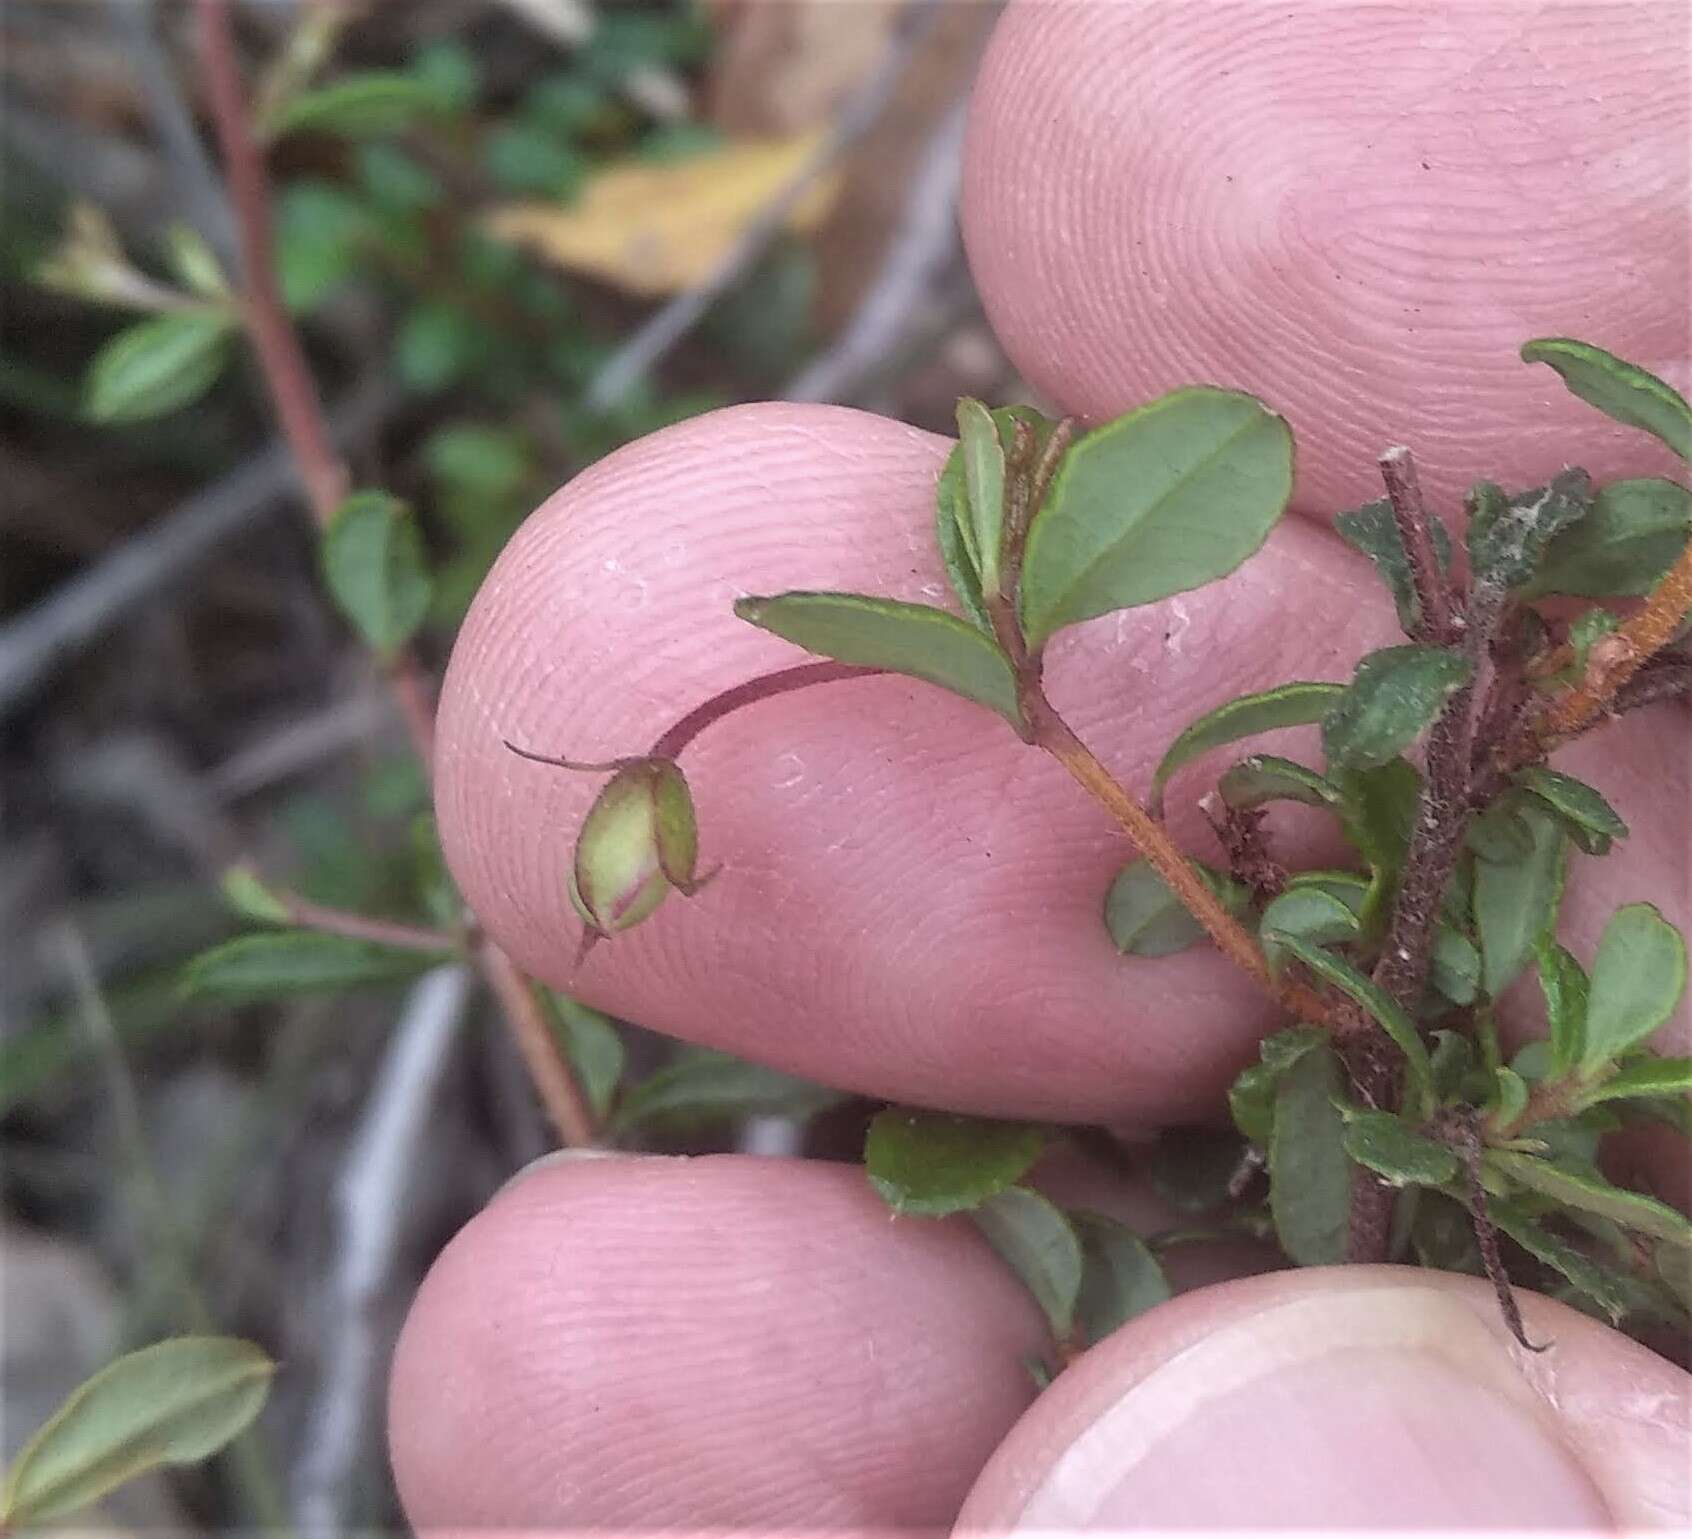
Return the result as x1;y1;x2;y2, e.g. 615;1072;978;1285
568;758;703;944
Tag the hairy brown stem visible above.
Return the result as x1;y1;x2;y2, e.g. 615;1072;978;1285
1379;447;1461;645
1448;1108;1545;1352
198;0;596;1147
1537;532;1692;741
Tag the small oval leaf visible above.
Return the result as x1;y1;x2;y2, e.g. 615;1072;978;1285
1340;1110;1460;1187
1150;683;1344;816
268;72;454;140
1521;337;1692;461
1525;478;1692;597
85;311;232;424
970;1188;1083;1340
1474;807;1568;998
322;491;434;657
182;932;447;1000
1260;887;1362;971
1579;1055;1692;1107
1103;857;1249;959
1071;1211;1171;1346
1516;768;1628;856
1321;645;1473;772
1269;1041;1351;1265
1534;938;1591;1074
1266;933;1434;1100
1487;1151;1692;1245
611;1049;845;1136
1;1337;273;1527
865;1109;1046;1217
1578;903;1688;1071
1018;388;1293;649
1217;754;1341;814
735;592;1023;730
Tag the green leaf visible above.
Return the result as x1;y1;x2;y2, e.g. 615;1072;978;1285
935;474;991;631
1466;471;1592;592
1525;478;1692;597
970;1188;1084;1340
1284;869;1369;913
1;1337;273;1526
1334;495;1453;634
275;180;369;312
1269;1041;1351;1264
1217;754;1341;813
1466;796;1535;863
735;592;1022;731
1521;336;1692;460
1259;887;1363;972
321;491;433;657
1102;858;1249;959
182;931;445;1000
1534;938;1590;1073
1516;768;1628;856
1578;1055;1692;1107
1411;1193;1483;1274
1150;683;1345;817
1429;926;1482;1006
1578;903;1687;1070
865;1110;1046;1217
1143;1127;1245;1214
1490;1065;1529;1126
1341;1110;1460;1187
1334;757;1422;930
541;993;624;1120
1018;387;1293;649
1321;645;1472;772
1266;934;1434;1100
394;303;477;394
1071;1211;1171;1345
1474;807;1567;997
956;398;1008;597
1228;1062;1277;1144
268;72;452;140
1485;1196;1632;1324
1486;1151;1692;1244
219;867;290;926
610;1049;845;1136
935;405;1055;629
1429;1030;1474;1101
84;311;231;423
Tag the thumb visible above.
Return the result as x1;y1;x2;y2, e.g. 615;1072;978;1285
957;1267;1689;1530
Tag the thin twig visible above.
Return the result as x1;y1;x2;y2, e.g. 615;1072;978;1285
585;0;943;413
196;0;595;1147
783;95;968;405
1378;446;1461;645
293;963;471;1538
267;890;461;955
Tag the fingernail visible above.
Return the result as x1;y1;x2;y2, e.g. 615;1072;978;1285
494;1146;635;1200
1017;1284;1610;1529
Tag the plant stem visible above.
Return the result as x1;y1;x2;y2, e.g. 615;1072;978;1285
197;0;596;1147
1379;447;1461;645
1031;702;1335;1022
650;662;882;759
272;892;462;955
1537;532;1692;741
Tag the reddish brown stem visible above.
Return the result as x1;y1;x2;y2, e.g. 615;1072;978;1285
276;892;460;954
650;662;883;760
197;0;595;1147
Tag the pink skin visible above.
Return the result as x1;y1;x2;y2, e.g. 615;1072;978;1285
394;3;1690;1531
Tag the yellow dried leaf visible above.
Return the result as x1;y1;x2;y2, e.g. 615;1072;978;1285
485;134;838;298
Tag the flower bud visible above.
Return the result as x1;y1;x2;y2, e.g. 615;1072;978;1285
568;758;703;944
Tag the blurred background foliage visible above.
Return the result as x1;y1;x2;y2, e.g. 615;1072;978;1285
1;0;1013;1528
